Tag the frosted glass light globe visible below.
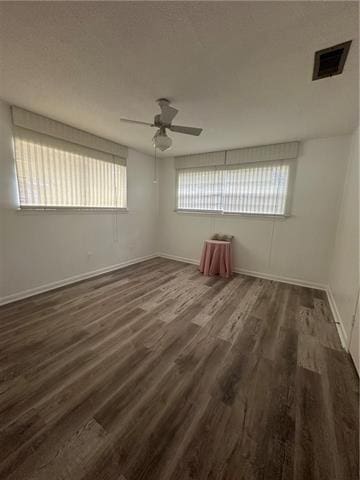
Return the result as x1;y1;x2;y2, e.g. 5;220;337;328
153;131;172;151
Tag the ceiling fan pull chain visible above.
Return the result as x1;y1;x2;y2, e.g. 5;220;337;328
153;144;158;184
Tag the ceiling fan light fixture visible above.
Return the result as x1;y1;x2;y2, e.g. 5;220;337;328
121;98;202;151
152;129;172;151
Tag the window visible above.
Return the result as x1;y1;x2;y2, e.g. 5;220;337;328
176;168;223;212
176;161;293;216
14;136;127;209
11;106;128;210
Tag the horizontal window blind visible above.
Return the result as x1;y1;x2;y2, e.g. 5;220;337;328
12;107;128;209
176;161;293;216
14;130;127;209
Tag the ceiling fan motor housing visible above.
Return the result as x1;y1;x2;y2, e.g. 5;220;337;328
154;114;162;127
121;98;202;144
157;98;170;105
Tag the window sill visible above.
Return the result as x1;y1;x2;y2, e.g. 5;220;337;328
16;207;129;215
174;209;290;219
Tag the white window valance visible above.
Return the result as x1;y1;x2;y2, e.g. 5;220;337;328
174;141;299;169
226;141;299;165
11;106;128;165
174;150;225;169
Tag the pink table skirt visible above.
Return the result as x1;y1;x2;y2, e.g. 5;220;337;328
199;240;233;278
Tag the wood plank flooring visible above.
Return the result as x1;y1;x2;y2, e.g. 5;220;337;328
0;257;358;480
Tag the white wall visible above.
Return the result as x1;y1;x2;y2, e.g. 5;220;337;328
158;135;351;288
0;100;158;302
0;209;4;299
329;127;359;353
0;93;356;313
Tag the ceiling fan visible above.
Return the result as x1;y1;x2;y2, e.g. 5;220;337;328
120;98;203;151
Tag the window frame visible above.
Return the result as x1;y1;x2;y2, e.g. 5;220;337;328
175;159;296;218
12;134;129;213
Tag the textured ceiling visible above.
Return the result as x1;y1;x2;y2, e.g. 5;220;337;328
0;1;358;157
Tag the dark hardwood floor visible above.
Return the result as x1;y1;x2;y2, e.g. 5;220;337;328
0;257;358;480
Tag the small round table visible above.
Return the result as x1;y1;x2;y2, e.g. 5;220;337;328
199;240;233;278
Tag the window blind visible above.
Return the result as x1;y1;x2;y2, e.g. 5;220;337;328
222;162;290;215
177;168;223;211
12;107;128;209
176;161;293;216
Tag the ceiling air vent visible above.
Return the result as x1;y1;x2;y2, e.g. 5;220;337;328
312;40;352;80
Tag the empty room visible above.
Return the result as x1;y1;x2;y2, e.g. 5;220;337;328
0;1;358;479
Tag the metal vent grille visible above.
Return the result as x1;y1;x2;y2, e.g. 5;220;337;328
312;41;352;80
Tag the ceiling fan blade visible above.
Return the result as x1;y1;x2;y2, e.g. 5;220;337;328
120;118;154;126
169;125;203;136
159;104;178;124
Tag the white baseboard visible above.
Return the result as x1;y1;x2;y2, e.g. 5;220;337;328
325;287;348;351
0;254;158;306
158;252;328;290
158;253;199;267
234;267;327;290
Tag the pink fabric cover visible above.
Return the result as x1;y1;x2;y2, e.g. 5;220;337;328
199;240;233;278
